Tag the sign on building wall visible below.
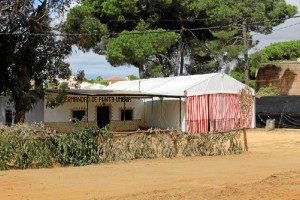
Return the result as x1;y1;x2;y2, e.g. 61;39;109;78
65;96;132;103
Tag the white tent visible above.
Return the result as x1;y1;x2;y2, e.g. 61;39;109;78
105;73;254;96
87;83;107;90
106;73;255;133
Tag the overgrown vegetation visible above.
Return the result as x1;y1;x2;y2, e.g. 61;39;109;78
256;84;281;98
232;40;300;88
0;123;243;170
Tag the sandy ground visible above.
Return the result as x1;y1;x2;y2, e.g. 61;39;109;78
0;129;300;200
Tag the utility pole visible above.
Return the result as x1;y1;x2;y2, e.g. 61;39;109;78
242;18;249;86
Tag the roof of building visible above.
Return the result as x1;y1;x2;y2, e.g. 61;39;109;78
103;76;127;82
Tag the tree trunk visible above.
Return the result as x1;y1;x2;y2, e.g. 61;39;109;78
242;18;249;86
179;15;185;75
179;46;184;75
14;110;25;124
138;65;146;79
13;64;30;124
175;14;185;76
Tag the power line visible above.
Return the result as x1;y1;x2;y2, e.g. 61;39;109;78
252;21;300;36
273;22;300;31
0;16;299;37
62;15;300;23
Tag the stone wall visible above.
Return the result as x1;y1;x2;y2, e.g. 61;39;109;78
256;62;300;95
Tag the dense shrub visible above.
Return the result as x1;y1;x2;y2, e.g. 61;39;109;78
0;123;53;170
53;125;100;166
0;123;244;170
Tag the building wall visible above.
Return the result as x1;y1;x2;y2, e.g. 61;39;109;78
256;62;300;95
44;94;143;132
0;96;44;125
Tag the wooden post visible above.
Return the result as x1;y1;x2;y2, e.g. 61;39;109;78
179;97;181;130
86;95;89;125
243;128;248;151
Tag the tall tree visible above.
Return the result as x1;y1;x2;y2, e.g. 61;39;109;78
0;0;73;123
106;29;179;78
64;0;296;80
206;0;297;86
76;70;86;84
64;0;215;78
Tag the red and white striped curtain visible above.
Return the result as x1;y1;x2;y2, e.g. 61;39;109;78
186;95;209;133
209;94;241;132
186;94;253;133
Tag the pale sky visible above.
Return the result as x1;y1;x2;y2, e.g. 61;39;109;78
66;0;300;79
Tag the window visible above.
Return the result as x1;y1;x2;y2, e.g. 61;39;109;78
72;110;85;121
5;109;13;126
121;109;133;120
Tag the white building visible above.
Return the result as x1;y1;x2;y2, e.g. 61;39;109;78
0;96;44;126
0;73;255;133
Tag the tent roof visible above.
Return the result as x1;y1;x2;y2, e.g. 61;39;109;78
105;73;254;96
47;89;183;98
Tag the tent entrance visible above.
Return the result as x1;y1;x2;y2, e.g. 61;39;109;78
97;106;110;128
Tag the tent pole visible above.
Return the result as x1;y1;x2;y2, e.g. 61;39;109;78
179;97;182;131
123;96;126;127
151;97;153;128
143;98;146;127
86;95;89;124
184;91;187;132
208;94;210;132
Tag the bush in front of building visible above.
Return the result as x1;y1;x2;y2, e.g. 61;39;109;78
0;123;244;170
0;123;52;170
52;124;100;166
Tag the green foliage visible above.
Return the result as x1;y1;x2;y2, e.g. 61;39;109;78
86;77;109;86
0;123;53;170
106;29;179;67
64;0;215;76
53;125;100;166
65;0;296;77
206;0;297;83
99;124;112;140
237;40;300;87
64;5;109;51
0;123;244;170
46;83;68;109
127;74;139;80
76;70;86;84
207;0;297;34
231;69;244;83
148;65;164;78
0;0;72;123
96;76;103;82
250;40;300;68
256;84;280;98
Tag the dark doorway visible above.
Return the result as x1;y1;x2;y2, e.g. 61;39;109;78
97;106;110;128
5;109;13;126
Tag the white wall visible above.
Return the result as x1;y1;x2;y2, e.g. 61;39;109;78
0;96;44;125
44;95;143;122
0;96;10;124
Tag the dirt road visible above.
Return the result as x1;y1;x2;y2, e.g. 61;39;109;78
1;129;300;200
